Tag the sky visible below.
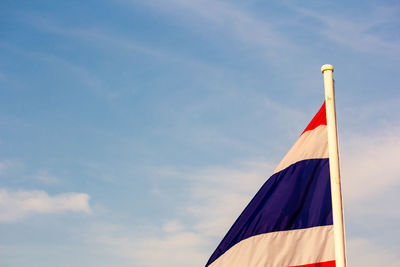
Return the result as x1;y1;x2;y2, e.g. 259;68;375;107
0;0;399;266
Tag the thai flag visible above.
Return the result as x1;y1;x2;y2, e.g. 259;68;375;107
206;102;335;267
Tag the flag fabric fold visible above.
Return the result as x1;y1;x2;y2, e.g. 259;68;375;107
206;102;335;267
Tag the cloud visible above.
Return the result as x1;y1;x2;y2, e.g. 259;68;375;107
141;0;400;61
87;222;209;267
341;127;400;203
20;16;243;101
131;231;208;267
0;189;91;222
139;0;292;56
340;126;400;244
0;162;10;175
294;4;400;57
27;16;162;59
35;170;61;184
347;237;400;267
87;125;400;266
0;160;17;176
95;126;400;266
162;219;185;233
185;161;273;238
88;160;273;266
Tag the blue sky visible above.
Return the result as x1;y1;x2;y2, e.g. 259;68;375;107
1;0;399;266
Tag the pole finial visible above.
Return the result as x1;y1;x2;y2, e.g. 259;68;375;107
321;64;334;73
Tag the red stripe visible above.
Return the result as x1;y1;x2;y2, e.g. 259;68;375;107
289;260;336;267
301;102;327;135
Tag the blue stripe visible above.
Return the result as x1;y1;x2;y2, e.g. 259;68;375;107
206;158;332;266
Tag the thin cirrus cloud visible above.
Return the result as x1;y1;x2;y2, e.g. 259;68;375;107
84;161;273;266
35;170;61;184
341;127;400;203
144;0;400;60
347;237;400;267
0;160;16;175
137;0;292;53
87;127;400;267
292;4;400;57
88;223;209;267
0;189;91;223
86;125;400;266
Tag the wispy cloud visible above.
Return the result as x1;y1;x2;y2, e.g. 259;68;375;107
0;189;91;222
88;124;400;266
341;126;400;203
138;0;400;61
185;161;274;238
141;0;292;56
0;41;114;100
86;160;273;266
33;170;61;184
18;15;248;101
294;4;400;57
25;14;215;69
94;228;208;267
26;15;163;58
340;125;400;245
0;160;14;175
347;237;400;267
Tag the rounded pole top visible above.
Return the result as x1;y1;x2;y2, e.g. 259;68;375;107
321;64;334;73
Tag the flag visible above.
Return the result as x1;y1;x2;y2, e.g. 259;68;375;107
206;102;335;267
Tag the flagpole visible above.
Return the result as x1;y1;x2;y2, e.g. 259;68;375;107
321;64;347;267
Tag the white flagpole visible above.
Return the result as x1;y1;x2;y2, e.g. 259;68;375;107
321;64;347;267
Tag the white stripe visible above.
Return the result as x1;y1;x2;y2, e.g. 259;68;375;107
273;125;328;174
209;225;335;267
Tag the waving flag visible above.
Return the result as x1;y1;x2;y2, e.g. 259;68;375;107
206;102;336;267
